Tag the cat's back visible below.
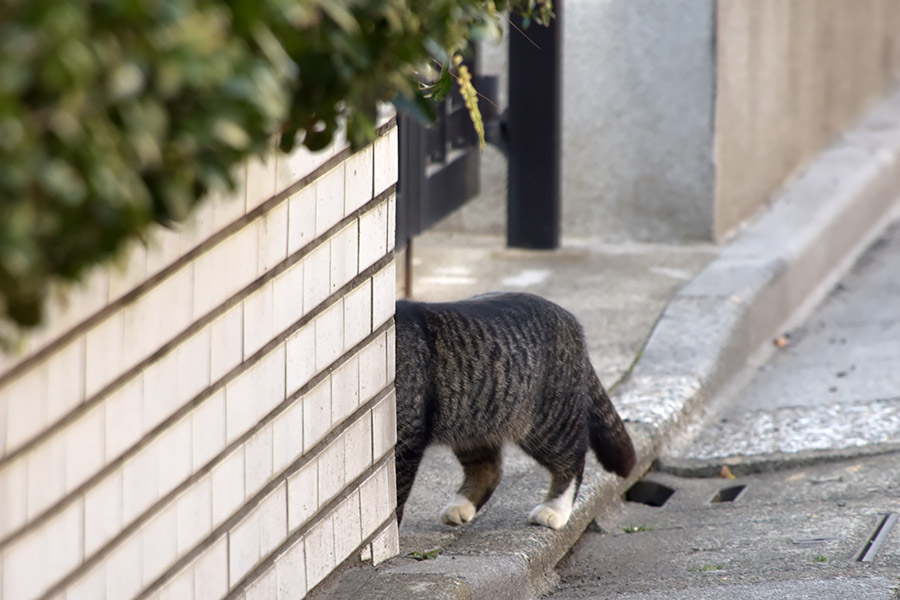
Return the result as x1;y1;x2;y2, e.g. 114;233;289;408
396;292;578;344
395;293;589;445
398;291;573;322
395;292;584;381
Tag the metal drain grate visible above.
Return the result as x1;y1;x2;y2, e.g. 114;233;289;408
857;513;898;562
626;481;675;507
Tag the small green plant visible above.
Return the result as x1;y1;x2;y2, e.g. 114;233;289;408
689;563;725;572
408;548;442;561
812;554;828;563
621;524;653;534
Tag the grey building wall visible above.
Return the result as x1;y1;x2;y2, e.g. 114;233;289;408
439;0;717;243
562;0;716;242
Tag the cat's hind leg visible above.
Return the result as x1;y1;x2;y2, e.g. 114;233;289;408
441;446;502;526
520;434;586;530
528;467;582;530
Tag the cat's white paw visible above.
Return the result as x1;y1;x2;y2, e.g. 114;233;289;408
529;504;569;530
529;480;576;530
440;494;477;526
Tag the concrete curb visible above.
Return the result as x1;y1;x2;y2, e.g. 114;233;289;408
319;424;658;600
317;88;900;600
660;441;900;478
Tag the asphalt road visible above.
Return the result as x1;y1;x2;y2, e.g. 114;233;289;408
546;453;900;599
667;221;900;470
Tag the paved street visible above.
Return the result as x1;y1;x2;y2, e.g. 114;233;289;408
548;454;900;599
666;221;900;470
546;222;900;598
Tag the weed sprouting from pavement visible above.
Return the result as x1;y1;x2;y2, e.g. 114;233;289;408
621;525;653;534
408;548;442;561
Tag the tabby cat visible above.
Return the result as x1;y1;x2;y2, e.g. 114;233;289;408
394;292;636;530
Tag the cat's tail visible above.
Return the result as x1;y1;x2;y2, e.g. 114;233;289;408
586;367;636;478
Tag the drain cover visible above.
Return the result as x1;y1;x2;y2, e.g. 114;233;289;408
710;484;746;503
626;480;675;507
857;513;898;563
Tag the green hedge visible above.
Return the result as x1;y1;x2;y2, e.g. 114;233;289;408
0;0;551;331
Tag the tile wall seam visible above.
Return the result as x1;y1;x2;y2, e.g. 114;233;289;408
42;386;396;600
140;451;396;600
221;455;397;600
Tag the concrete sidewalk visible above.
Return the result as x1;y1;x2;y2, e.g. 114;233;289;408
310;90;900;600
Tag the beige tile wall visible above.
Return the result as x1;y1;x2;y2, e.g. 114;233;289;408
0;121;399;600
714;0;900;239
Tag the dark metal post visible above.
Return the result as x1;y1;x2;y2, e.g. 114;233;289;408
397;113;425;297
506;4;562;249
396;113;424;250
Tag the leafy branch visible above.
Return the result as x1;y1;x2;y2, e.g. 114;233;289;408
0;0;553;333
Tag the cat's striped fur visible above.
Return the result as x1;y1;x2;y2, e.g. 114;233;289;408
394;292;636;530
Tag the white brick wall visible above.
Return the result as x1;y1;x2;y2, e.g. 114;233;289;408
176;475;212;555
332;356;360;425
287;461;318;531
0;121;398;600
345;145;374;214
274;536;307;599
374;127;399;197
84;468;122;556
288;186;317;256
0;459;27;540
192;536;230;600
285;321;316;397
316;164;347;235
212;447;245;527
304;514;336;590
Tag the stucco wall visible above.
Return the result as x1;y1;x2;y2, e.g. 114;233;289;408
714;0;900;239
562;0;716;242
0;123;399;599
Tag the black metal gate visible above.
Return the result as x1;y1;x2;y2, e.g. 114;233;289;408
394;81;484;250
395;7;562;254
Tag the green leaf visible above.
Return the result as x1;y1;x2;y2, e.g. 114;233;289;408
0;0;555;329
212;118;251;150
304;127;333;152
408;548;442;561
315;0;360;33
429;66;453;102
